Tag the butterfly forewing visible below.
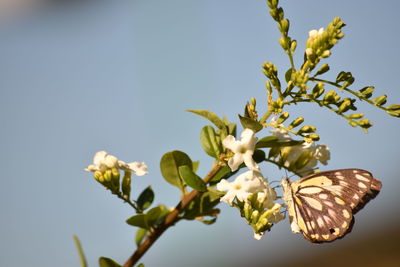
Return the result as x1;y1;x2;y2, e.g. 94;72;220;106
283;168;381;243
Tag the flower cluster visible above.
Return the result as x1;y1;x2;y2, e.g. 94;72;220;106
217;129;284;239
269;117;330;175
85;151;148;194
85;151;148;176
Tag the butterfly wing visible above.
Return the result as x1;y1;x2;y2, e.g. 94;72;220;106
286;169;381;243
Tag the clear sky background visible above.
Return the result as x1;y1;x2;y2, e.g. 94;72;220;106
1;0;399;266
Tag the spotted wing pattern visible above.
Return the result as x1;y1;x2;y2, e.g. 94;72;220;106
284;169;381;243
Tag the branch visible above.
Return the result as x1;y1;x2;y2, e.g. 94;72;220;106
122;163;223;267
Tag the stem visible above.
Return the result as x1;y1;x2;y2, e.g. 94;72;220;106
115;191;141;212
310;77;388;112
122;164;223;267
73;235;88;267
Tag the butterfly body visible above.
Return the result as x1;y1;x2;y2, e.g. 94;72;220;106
281;169;382;243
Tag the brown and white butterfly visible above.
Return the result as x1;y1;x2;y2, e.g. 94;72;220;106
281;169;382;243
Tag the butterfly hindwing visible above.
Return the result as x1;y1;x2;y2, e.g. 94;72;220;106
282;168;381;243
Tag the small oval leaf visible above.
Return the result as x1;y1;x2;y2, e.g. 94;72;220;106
136;186;154;211
99;257;121;267
160;150;193;191
187;110;225;129
178;165;207;192
200;126;221;158
126;214;148;229
238;115;263;133
135;228;147;247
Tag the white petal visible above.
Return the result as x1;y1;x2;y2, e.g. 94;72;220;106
254;232;264;240
84;164;97;172
243;151;259;171
241;129;257;149
128;162;148;176
216;179;232;191
93;151;108;166
227;153;243;172
104;155;118;168
222;135;237;150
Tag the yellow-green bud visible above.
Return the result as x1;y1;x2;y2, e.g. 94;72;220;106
298;125;316;134
104;170;112;182
348;120;358;127
279;19;289;33
359;86;374;98
315;64;330;76
251;97;256;106
251;210;260;224
349;113;364;119
386;104;400;111
279;37;289;50
321;50;331;58
372;95;387;106
277;112;289;124
294;150;314;169
358;119;373;128
307;133;320;141
94;171;104;183
289;117;304;128
291;40;297;52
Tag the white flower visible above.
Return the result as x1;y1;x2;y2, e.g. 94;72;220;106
217;170;276;206
85;151;148;176
314;144;330;165
283;142;331;174
85;151;119;172
308;27;324;39
269;117;291;141
222;128;258;172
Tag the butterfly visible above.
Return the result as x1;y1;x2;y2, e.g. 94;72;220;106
281;169;382;243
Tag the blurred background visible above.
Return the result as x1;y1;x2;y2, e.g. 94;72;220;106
1;0;399;266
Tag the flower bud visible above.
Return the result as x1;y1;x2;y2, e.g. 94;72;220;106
277;112;289;124
372;95;387;106
289;117;304;128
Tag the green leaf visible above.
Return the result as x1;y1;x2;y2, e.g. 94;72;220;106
135;228;147;247
73;236;88;267
160;150;192;191
238;115;263;133
187;110;225;129
285;68;293;83
137;264;145;267
99;257;121;267
255;136;278;148
256;136;303;148
200;126;222;158
126;214;148;229
192;161;200;173
209;165;234;183
183;189;223;220
178;165;207;192
147;205;169;227
136;186;154;211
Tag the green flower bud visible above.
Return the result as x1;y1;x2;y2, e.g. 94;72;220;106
359;86;374;98
291;40;297;52
122;171;132;199
277;112;289;124
358;119;373;129
104;169;112;182
386;110;400;117
311;82;325;98
94;171;104;183
279;19;289;33
348;113;364;119
348;120;358;127
321;50;331;58
315;64;330;76
372;95;387;106
386;104;400;111
289;117;304;128
298;125;316;134
294;150;314;170
307;133;320;141
251;210;260;224
267;0;278;9
279;37;289;50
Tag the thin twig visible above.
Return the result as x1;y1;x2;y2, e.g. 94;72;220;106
122;163;223;267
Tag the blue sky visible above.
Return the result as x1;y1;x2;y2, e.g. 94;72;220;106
1;1;399;266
